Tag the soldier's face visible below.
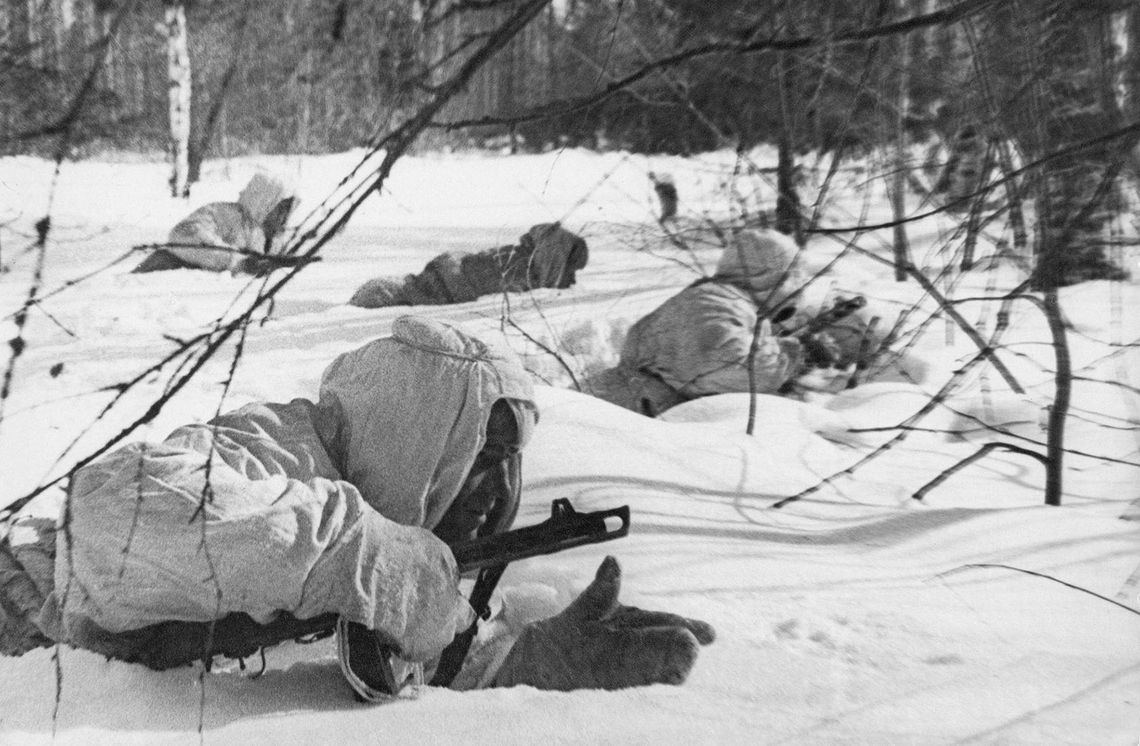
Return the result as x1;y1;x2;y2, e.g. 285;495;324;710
433;402;521;543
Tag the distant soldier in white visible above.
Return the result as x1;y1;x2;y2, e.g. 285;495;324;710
587;229;877;417
133;172;298;274
349;223;588;308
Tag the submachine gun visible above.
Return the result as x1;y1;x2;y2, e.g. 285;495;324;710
773;295;868;368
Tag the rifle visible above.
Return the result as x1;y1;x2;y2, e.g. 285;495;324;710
775;295;867;369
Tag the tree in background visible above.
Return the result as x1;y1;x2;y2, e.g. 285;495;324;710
976;0;1133;288
164;0;190;196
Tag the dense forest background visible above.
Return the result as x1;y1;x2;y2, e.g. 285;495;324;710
4;1;1136;153
2;0;1139;287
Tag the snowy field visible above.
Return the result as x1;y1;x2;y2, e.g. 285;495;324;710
1;146;1138;745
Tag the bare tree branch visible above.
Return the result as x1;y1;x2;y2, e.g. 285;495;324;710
912;442;1048;501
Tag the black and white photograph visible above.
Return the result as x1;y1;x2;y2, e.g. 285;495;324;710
1;1;1138;743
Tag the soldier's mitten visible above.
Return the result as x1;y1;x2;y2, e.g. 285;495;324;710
492;556;715;691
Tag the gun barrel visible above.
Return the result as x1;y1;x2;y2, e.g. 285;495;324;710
779;295;867;340
451;499;631;573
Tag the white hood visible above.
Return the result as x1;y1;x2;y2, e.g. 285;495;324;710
237;172;297;226
314;316;537;529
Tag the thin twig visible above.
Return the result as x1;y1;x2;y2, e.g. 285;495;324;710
938;563;1140;617
911;442;1048;501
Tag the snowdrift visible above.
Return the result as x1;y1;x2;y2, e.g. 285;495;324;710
1;147;1138;744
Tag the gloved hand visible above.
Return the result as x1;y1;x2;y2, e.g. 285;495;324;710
751;318;804;390
492;556;715;691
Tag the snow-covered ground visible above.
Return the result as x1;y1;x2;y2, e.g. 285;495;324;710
0;146;1138;745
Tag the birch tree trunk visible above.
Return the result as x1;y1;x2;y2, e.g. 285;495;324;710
165;0;191;198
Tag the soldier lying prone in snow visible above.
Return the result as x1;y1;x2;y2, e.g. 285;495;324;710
133;172;298;275
587;228;882;416
0;316;713;701
349;223;588;308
